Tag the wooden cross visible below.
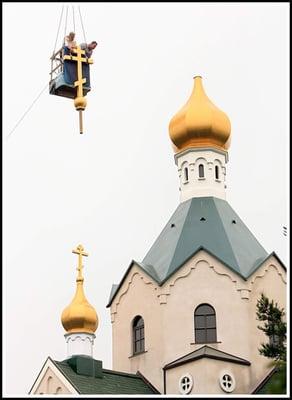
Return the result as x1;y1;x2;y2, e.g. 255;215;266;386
72;244;89;280
63;46;93;98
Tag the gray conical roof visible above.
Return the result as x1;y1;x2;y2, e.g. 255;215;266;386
141;197;268;283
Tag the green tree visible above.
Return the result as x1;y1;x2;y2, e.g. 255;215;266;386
256;293;286;361
256;293;286;394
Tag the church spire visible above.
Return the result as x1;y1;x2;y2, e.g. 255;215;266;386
61;244;98;358
168;77;231;202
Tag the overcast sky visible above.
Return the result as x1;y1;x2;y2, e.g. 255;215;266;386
3;2;289;396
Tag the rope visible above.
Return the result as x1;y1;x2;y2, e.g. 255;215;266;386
6;82;49;140
64;6;69;45
72;5;75;34
52;5;64;56
78;5;87;44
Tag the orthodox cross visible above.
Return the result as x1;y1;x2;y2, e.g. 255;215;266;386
63;46;93;134
72;244;89;281
63;46;93;98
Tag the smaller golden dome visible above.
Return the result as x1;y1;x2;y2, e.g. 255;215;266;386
169;76;231;153
61;245;98;334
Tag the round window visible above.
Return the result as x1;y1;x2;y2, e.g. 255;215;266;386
219;371;236;392
178;373;193;395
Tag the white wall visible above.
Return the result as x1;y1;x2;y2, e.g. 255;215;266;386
175;148;228;201
110;251;286;394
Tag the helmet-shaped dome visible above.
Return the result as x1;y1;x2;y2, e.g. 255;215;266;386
61;245;98;334
61;279;98;334
169;76;231;153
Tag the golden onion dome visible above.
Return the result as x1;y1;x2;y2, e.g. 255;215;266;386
169;76;231;153
61;245;98;334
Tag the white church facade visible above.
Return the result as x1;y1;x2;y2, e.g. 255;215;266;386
30;77;286;395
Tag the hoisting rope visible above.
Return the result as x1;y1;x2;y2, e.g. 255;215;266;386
6;82;49;140
52;5;64;56
78;5;87;45
72;5;76;34
64;5;69;46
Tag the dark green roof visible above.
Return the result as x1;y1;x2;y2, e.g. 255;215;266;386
164;345;251;370
253;366;286;394
53;356;158;394
141;197;268;283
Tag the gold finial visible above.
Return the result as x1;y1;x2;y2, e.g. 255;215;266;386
72;244;88;282
61;244;98;334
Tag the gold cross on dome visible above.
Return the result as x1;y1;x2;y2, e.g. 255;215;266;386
72;244;89;280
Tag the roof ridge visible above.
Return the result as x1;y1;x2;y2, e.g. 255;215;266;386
212;199;242;272
164;345;250;370
204;345;250;362
214;198;268;276
102;368;143;378
166;199;193;279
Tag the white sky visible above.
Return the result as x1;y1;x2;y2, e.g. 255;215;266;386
3;2;289;396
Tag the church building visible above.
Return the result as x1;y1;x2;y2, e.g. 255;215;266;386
30;76;286;395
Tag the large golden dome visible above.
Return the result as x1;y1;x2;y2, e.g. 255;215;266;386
169;76;231;153
61;245;98;334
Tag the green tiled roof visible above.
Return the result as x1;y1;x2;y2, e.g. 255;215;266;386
53;357;158;394
164;345;251;370
142;197;268;283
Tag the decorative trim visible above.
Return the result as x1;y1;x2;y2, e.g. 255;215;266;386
236;289;251;300
158;258;239;304
249;263;287;286
111;270;157;321
174;147;228;164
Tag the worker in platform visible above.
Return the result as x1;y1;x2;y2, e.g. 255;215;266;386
63;32;77;55
80;41;98;58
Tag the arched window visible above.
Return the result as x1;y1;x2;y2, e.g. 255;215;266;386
194;304;217;343
184;167;189;182
198;164;205;178
133;316;145;354
215;165;219;180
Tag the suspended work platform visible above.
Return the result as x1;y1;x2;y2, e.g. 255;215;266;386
49;47;91;99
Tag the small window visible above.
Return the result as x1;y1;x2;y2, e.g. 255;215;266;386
179;373;193;394
133;316;145;354
194;304;217;343
198;164;204;178
215;165;219;180
184;167;189;182
219;372;236;392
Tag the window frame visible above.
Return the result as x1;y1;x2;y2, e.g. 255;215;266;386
132;316;145;355
194;304;217;344
198;164;205;179
215;165;220;180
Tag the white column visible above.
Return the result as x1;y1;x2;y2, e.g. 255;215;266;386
175;147;228;202
65;332;95;358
